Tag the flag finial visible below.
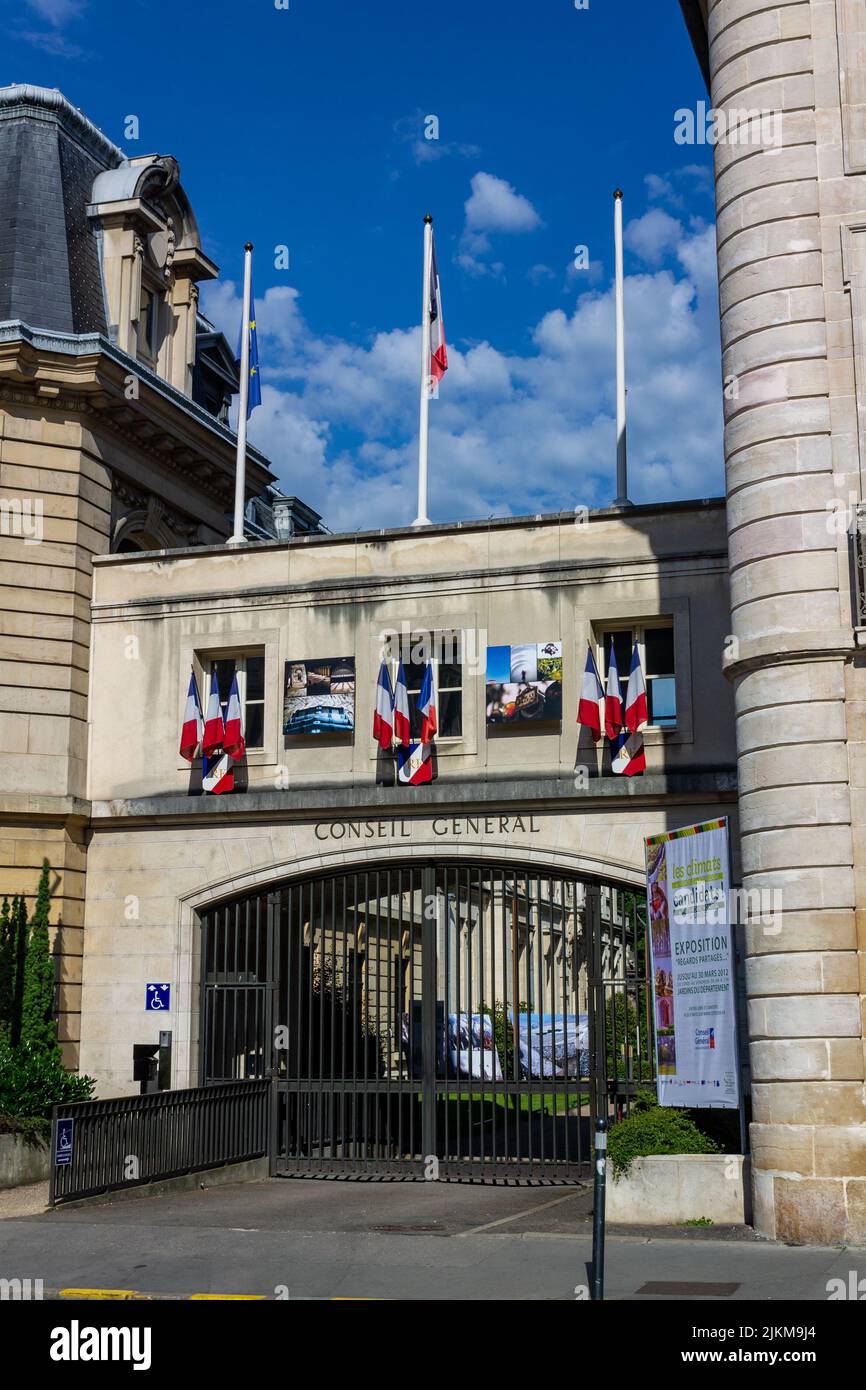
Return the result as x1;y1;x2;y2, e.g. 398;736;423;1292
244;241;253;251
613;188;623;200
423;213;433;224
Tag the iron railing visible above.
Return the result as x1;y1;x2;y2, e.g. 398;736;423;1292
49;1079;270;1206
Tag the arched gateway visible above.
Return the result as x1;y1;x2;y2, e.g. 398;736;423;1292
199;858;650;1181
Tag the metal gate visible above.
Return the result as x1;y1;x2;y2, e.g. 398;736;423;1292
200;861;651;1181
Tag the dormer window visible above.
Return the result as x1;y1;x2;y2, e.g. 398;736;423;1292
138;286;162;364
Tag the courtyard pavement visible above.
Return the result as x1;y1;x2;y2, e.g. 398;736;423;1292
2;1177;864;1301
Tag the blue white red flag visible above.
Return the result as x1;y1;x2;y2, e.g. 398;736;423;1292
394;662;411;747
624;640;648;735
203;751;234;794
397;741;433;785
428;233;448;390
612;641;647;777
373;661;395;749
577;645;603;742
223;672;245;759
604;640;623;740
202;669;225;757
179;670;204;762
417;661;437;745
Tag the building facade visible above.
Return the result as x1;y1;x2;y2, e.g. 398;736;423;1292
679;0;866;1242
79;501;742;1175
0;85;274;1061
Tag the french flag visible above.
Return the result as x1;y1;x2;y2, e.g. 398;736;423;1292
223;672;245;759
202;669;225;757
417;661;437;745
373;661;395;750
612;642;647;777
179;671;204;762
624;641;648;735
394;662;411;747
429;233;448;388
604;640;623;740
397;741;433;785
203;751;234;795
577;645;603;742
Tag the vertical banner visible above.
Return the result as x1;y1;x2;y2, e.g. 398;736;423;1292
645;818;740;1109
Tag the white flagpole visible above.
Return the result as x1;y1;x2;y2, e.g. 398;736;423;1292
613;191;631;507
228;241;254;546
413;214;434;527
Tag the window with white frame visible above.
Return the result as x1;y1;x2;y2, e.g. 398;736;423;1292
205;652;265;749
599;622;676;728
388;629;463;740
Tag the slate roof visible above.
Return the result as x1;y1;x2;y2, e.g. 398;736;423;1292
0;84;124;336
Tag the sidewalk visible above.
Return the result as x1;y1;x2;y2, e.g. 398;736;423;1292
1;1178;862;1300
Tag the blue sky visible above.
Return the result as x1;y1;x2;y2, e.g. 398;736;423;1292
3;0;722;532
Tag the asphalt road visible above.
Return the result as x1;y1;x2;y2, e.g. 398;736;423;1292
2;1179;864;1301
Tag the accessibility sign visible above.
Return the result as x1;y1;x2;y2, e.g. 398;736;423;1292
145;983;171;1012
55;1117;74;1166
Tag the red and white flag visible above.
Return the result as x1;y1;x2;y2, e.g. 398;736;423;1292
394;661;411;747
417;661;437;745
577;645;604;742
179;671;204;762
202;668;225;757
604;640;623;740
428;233;448;390
373;661;395;749
223;672;245;759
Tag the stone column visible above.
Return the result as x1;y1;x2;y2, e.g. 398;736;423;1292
708;0;865;1242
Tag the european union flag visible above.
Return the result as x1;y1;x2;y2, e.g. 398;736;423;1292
236;292;262;418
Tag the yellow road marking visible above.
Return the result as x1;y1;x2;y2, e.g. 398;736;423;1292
58;1289;141;1300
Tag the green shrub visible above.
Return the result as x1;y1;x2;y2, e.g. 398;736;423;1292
0;1040;95;1121
0;1111;51;1145
608;1101;720;1178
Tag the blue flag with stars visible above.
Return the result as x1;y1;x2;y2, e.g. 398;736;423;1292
236;291;262;418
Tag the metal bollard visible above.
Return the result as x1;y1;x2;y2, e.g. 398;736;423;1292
591;1116;607;1301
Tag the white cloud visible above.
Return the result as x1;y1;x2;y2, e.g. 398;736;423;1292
203;215;723;531
26;0;84;21
624;207;684;267
457;171;543;276
464;171;542;235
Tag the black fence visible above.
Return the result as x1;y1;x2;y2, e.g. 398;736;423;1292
201;862;652;1181
49;1079;270;1206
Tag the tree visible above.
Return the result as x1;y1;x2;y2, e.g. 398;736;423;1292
0;897;12;1039
20;861;59;1060
8;896;27;1049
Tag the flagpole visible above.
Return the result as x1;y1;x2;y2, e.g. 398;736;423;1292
228;241;254;546
413;214;434;527
613;192;631;507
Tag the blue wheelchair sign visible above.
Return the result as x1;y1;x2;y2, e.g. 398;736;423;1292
55;1117;74;1166
146;982;171;1012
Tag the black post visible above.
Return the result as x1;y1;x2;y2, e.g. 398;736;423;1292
591;1116;607;1301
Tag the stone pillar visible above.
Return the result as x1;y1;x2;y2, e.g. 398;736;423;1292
708;0;866;1242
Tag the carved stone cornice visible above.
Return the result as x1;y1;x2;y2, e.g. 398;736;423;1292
0;323;276;527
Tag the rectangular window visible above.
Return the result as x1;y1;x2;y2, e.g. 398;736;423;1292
599;622;676;728
207;652;265;750
138;287;161;362
397;630;463;740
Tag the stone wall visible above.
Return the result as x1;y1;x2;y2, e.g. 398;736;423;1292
707;0;866;1243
